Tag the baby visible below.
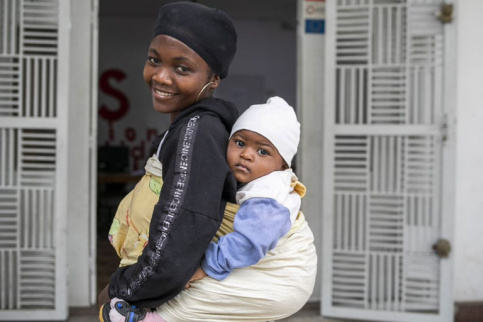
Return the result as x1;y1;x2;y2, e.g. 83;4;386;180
190;96;305;282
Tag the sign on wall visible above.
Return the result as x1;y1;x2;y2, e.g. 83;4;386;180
304;0;325;34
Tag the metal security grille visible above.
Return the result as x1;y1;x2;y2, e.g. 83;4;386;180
322;1;453;321
0;0;67;319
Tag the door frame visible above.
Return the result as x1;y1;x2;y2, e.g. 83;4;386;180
65;0;99;307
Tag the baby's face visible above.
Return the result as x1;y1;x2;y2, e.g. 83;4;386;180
226;130;285;184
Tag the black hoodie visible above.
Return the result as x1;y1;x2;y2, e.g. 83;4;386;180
108;97;239;307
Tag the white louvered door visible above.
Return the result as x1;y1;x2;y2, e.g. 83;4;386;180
322;1;454;321
0;0;68;320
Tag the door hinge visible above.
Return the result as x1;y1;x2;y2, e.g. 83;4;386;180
441;114;449;142
433;239;451;258
437;3;453;24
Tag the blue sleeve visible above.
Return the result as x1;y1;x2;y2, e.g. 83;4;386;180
201;198;291;280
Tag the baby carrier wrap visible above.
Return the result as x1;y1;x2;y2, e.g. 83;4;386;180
109;156;317;321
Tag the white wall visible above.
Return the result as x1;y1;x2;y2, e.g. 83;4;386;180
453;0;483;302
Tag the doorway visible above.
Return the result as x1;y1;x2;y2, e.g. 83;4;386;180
95;0;298;298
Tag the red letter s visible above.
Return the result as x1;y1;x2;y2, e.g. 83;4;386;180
99;69;129;121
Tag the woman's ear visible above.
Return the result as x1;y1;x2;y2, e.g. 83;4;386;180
211;74;221;89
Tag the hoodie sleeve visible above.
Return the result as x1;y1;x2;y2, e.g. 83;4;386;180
108;114;236;308
201;198;292;280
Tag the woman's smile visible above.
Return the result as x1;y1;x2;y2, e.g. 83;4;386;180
153;87;177;99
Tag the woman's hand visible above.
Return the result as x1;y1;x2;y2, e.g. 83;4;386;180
185;267;207;288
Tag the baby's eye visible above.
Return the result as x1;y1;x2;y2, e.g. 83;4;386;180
147;56;159;65
235;140;244;147
258;149;269;156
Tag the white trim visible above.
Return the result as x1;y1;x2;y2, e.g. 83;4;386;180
0;117;60;128
65;0;99;307
54;0;70;318
88;0;99;305
334;125;441;136
438;0;456;320
321;0;336;316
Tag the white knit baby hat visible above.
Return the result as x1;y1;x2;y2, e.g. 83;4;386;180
230;96;300;167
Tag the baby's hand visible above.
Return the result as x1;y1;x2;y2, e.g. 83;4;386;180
191;266;207;281
185;267;207;288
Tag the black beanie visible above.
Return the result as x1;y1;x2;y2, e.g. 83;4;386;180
153;2;237;79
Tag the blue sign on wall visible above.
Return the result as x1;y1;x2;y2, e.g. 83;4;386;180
305;19;325;34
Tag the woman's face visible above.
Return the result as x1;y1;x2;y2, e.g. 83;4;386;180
143;35;220;122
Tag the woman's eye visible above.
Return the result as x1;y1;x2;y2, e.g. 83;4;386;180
147;56;159;65
258;149;269;156
175;66;190;73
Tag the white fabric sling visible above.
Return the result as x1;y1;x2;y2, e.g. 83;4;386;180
156;212;317;322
